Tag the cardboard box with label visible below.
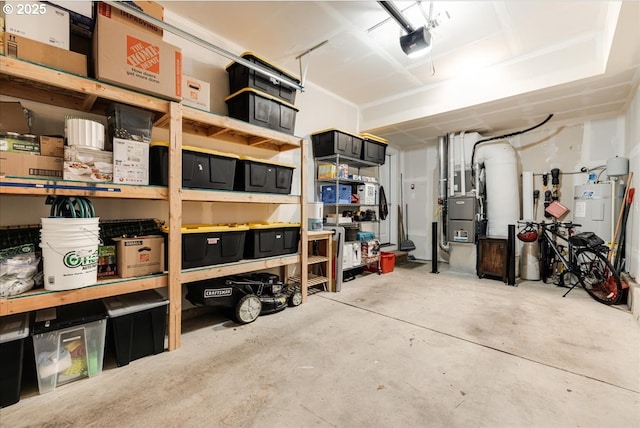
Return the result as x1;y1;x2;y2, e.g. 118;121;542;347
93;13;181;100
39;136;65;158
113;235;164;278
3;32;87;76
4;2;70;49
63;146;113;182
182;75;210;111
0;152;63;179
97;1;164;37
112;138;149;185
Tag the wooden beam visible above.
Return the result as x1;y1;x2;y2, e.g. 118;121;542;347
167;102;183;351
181;255;301;284
82;94;98;112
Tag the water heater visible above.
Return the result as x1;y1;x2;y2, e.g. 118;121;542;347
573;182;624;243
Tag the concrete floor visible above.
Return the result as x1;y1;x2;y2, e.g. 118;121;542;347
2;262;639;428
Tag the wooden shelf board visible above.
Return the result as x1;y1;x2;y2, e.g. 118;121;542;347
0;274;168;316
0;177;167;199
290;274;328;287
180;254;301;284
180;106;301;151
307;255;329;265
0;56;170;114
307;230;334;240
181;189;300;204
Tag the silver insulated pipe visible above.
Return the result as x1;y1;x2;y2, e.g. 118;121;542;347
438;135;450;253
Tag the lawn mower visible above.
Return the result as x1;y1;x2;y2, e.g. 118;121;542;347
185;272;302;324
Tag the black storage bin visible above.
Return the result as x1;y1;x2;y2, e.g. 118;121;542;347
360;133;388;165
0;313;29;408
234;156;294;194
103;290;168;367
225;88;298;135
163;224;249;269
149;142;238;190
226;52;300;104
311;129;362;159
244;222;300;259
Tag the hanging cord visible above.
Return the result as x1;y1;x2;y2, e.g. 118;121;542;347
470;114;554;178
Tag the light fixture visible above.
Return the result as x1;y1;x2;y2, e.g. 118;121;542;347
378;1;432;59
400;26;431;58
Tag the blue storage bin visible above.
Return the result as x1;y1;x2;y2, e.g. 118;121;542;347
357;231;376;241
321;185;351;204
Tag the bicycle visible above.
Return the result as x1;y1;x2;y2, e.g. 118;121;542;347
517;221;622;305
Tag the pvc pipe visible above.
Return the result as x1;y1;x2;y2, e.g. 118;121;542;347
460;131;466;195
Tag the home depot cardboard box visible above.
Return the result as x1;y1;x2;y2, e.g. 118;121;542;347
2;32;87;76
0;152;63;179
96;1;163;37
4;1;70;49
182;75;210;111
113;235;164;278
93;13;181;100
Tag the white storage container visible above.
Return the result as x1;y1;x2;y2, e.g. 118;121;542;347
357;183;376;205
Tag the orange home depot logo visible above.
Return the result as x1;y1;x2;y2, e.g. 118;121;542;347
127;36;160;73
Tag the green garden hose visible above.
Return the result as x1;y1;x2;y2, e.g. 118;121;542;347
47;196;96;218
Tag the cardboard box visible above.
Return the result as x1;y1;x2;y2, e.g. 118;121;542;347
361;239;380;263
97;245;117;278
3;32;87;76
4;2;69;49
63;146;113;182
93;13;181;100
113;235;164;278
0;102;30;134
39;136;64;157
97;1;163;37
0;152;63;178
0;135;39;154
49;1;92;17
112;138;149;185
317;163;336;179
50;1;95;38
182;75;210;111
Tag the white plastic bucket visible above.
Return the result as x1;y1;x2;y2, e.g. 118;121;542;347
41;217;100;227
40;242;99;291
40;217;100;291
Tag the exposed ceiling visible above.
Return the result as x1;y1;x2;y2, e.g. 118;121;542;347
159;1;640;149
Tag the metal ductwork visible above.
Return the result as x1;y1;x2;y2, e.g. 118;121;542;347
438;134;450;253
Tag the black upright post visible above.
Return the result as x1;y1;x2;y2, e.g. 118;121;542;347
431;222;439;274
507;224;516;286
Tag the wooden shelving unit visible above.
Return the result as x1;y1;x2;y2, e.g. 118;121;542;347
291;230;333;301
0;55;307;351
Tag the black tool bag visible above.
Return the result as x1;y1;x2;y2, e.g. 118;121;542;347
569;231;605;248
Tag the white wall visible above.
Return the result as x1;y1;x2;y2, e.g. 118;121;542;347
399;145;438;260
624;87;640;279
